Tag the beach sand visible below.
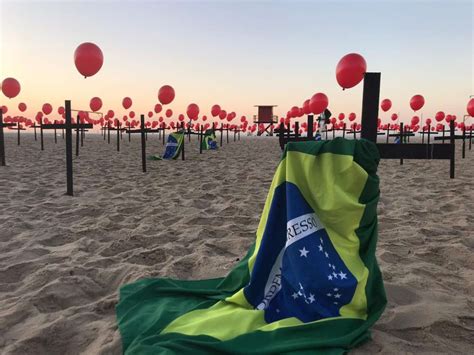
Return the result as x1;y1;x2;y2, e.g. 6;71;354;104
0;132;473;354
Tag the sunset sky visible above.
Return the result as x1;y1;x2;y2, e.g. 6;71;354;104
0;0;472;125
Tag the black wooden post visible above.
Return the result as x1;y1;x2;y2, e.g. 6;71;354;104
162;126;166;145
81;126;84;147
75;115;80;157
226;124;229;143
325;127;328;140
386;126;390;143
33;123;37;141
360;72;381;143
62;128;64;140
399;122;404;165
469;129;472;150
428;124;432;145
307;115;314;139
40;117;44;151
128;122;131;142
199;126;203;154
295;122;300;138
0;111;6;166
108;122;111;144
54;121;57;144
462;129;466;159
117;121;120;152
181;122;185;161
65;101;74;196
220;123;223;147
343;123;346;139
140;115;146;173
450;120;455;179
17;123;21;145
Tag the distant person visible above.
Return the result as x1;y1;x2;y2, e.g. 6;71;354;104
315;108;332;140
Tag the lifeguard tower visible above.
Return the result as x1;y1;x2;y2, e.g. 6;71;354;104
253;105;278;136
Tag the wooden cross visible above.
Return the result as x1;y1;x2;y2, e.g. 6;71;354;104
0;111;17;166
434;128;471;159
41;100;93;196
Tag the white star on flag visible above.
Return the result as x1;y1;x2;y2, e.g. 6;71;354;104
338;271;347;280
328;275;333;280
299;247;309;257
308;294;315;303
318;245;324;252
334;293;341;299
292;292;298;299
324;252;329;258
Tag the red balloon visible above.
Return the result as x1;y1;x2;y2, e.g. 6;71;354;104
411;115;420;125
154;103;162;114
107;109;115;118
178;114;185;121
90;97;102;112
57;106;65;115
338;113;345;121
148;111;153;118
467;98;474;117
129;111;135;119
409;95;425;111
391;113;398;121
348;112;356;121
42;103;52;115
219;110;227;120
309;93;328;114
302;99;311;115
380;99;392;112
186;103;200;120
1;105;7;114
202;115;208;121
122;97;132;110
425;118;432;126
1;77;21;99
158;85;175;105
74;42;103;78
290;106;300;118
18;103;27;112
211;104;221;117
335;53;367;89
435;111;445;122
158;117;163;122
166;109;173;118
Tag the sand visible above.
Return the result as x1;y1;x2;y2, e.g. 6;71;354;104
0;131;473;354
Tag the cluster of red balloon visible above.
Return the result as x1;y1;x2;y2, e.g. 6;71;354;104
281;53;367;135
2;115;33;129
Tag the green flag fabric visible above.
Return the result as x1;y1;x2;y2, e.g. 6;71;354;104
201;129;218;150
149;132;184;160
116;138;386;354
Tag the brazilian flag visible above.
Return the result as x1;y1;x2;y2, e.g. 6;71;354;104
149;132;184;160
201;129;218;150
117;138;386;354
